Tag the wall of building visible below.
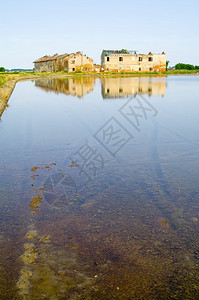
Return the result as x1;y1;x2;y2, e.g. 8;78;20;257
34;60;56;72
101;52;166;72
65;54;93;72
34;53;93;73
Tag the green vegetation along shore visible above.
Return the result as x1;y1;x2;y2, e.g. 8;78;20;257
0;70;199;118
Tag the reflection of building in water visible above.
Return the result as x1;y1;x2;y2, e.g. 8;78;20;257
35;78;95;98
101;78;166;98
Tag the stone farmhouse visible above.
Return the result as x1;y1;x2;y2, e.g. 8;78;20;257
34;51;93;73
101;50;166;72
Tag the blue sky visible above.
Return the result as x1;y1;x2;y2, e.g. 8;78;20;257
1;0;199;68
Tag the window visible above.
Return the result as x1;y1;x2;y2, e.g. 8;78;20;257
149;57;153;62
119;57;123;61
107;89;110;93
139;67;141;71
138;57;142;61
119;88;123;93
72;68;75;71
107;57;109;61
149;67;153;71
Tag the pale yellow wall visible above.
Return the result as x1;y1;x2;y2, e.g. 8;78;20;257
64;53;93;72
101;53;166;72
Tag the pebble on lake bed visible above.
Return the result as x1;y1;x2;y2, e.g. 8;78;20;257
26;230;38;240
24;243;35;251
192;217;198;222
20;246;38;264
20;268;33;278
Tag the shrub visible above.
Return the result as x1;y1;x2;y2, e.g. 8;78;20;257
175;63;195;70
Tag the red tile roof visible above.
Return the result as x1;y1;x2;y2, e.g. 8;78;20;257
33;53;68;63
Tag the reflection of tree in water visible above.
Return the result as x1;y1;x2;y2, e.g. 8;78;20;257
35;78;95;98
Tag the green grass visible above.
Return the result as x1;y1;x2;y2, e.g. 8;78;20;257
0;75;7;87
163;69;199;75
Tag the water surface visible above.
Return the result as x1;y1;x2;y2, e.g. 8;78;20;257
0;76;199;299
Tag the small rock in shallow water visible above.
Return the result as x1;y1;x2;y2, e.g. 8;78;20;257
20;268;33;278
58;270;65;276
20;247;38;264
24;243;35;251
26;230;38;240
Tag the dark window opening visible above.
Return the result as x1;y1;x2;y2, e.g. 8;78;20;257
149;67;153;71
107;57;109;61
72;68;75;71
138;57;142;61
119;88;123;93
139;67;141;71
107;89;110;93
119;57;123;61
149;57;153;62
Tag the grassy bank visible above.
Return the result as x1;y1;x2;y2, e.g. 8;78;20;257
0;74;19;117
0;69;198;118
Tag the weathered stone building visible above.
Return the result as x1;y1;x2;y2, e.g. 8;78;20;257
34;52;93;73
101;50;166;72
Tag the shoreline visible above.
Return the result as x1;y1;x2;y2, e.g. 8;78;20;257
0;72;198;118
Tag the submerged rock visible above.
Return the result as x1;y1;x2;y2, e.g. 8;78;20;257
20;245;38;264
26;230;38;240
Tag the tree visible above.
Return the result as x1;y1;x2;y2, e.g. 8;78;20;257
175;63;195;70
166;61;170;71
0;67;5;72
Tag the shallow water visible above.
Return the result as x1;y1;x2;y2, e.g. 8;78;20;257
0;76;199;299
